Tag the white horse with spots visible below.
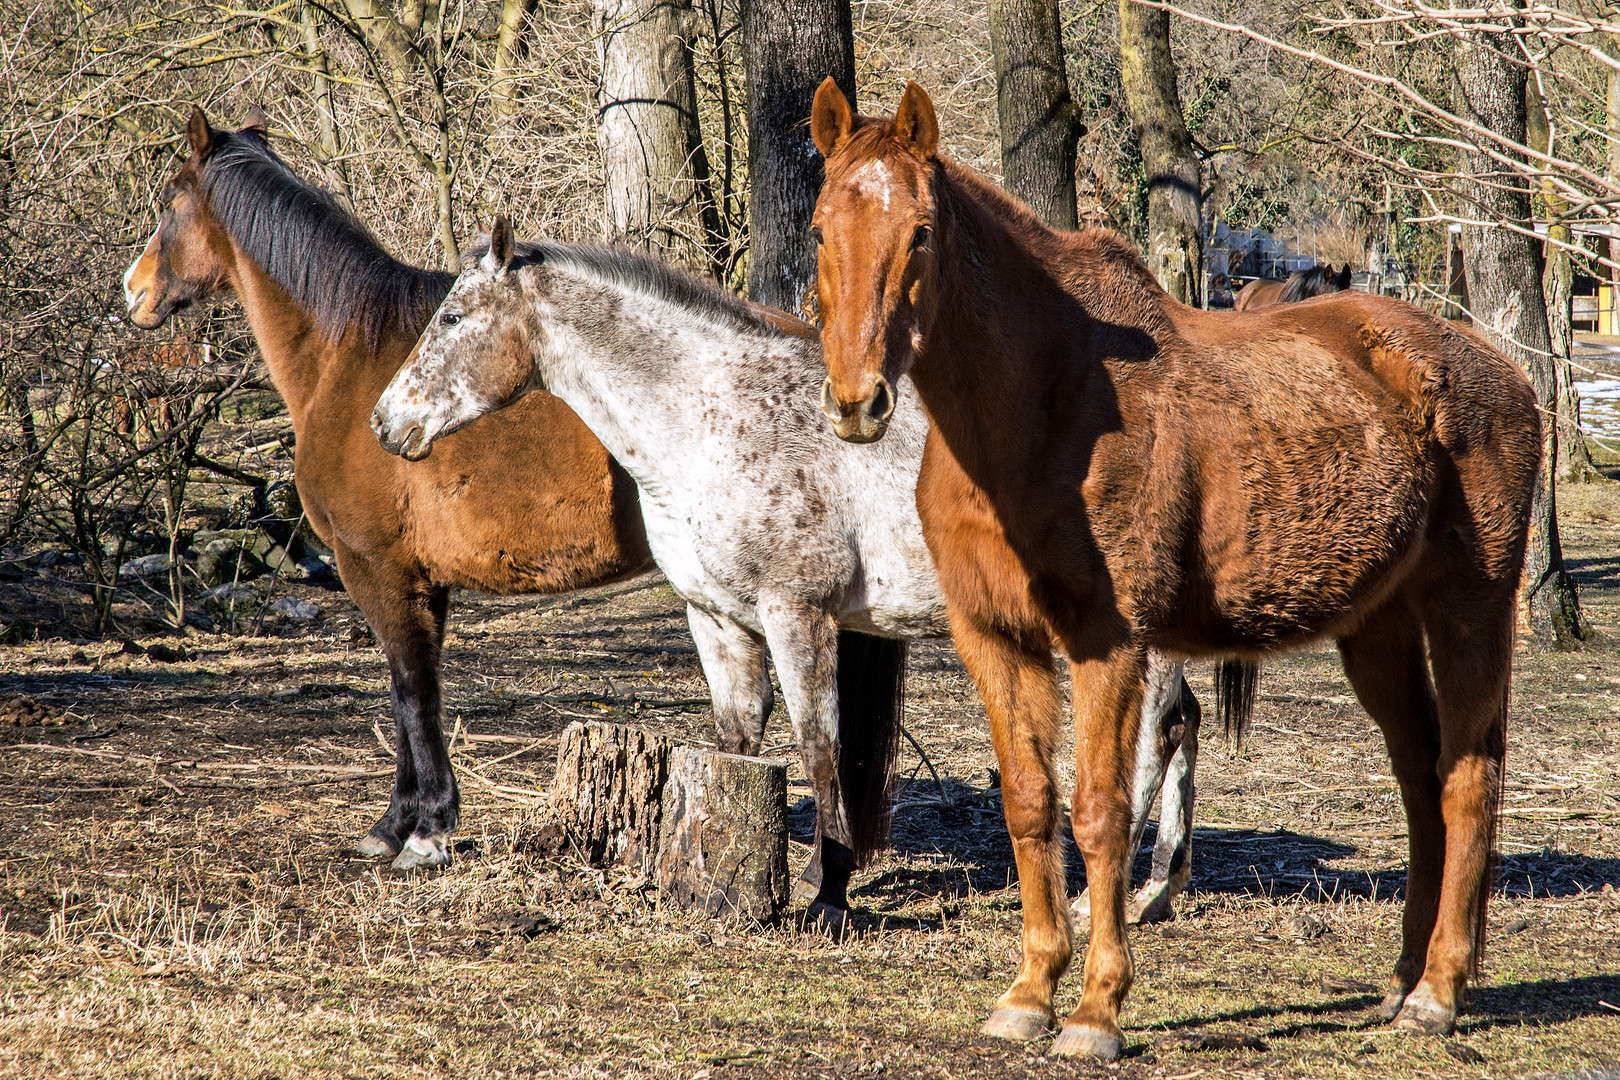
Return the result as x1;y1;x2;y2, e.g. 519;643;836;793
372;217;1202;928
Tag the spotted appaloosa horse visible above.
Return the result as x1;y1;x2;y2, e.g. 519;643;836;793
370;218;1207;930
1232;263;1352;310
124;107;654;869
808;80;1538;1058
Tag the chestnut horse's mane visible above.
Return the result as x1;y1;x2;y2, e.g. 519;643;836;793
461;236;789;342
199;130;454;347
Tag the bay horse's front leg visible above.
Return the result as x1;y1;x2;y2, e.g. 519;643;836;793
757;600;853;934
949;613;1068;1042
336;542;458;870
1052;646;1149;1062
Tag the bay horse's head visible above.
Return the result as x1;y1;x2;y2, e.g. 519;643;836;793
372;217;537;461
123;106;265;329
810;79;940;444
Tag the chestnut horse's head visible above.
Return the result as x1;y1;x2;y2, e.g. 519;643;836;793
123;107;265;328
810;79;940;444
372;216;538;461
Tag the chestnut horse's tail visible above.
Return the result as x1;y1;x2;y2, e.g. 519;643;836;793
836;630;907;867
1215;659;1259;746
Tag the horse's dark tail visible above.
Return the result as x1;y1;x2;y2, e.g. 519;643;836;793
836;630;907;868
1215;659;1259;747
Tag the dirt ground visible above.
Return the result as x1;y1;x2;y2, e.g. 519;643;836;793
2;481;1619;1079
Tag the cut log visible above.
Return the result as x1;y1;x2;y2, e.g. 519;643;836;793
657;746;789;921
550;720;672;868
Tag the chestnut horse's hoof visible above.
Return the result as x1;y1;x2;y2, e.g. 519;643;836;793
1051;1024;1123;1061
1376;984;1411;1020
1392;986;1455;1035
981;1007;1054;1042
391;832;451;871
357;833;400;859
802;901;850;939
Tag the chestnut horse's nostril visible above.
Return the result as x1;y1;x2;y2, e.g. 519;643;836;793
821;378;845;423
869;377;895;424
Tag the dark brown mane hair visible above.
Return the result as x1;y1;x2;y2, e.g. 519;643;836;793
200;129;454;347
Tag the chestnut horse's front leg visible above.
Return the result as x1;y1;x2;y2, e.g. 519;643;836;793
1052;645;1149;1062
948;609;1069;1041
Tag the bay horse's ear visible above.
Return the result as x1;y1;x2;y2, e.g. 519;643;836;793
240;106;269;137
811;77;854;158
894;82;938;160
484;215;515;276
187;105;215;159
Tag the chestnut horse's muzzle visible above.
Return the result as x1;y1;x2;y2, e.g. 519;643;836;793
821;376;895;444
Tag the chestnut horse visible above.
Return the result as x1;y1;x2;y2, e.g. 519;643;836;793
1233;263;1352;311
808;80;1538;1059
123;108;655;868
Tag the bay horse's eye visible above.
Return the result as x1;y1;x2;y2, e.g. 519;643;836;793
912;225;932;250
439;312;460;327
810;225;824;245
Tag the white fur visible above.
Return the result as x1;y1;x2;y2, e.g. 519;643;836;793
124;227;160;309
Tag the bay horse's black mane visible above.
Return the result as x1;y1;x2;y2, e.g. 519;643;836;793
201;130;454;347
1278;263;1350;304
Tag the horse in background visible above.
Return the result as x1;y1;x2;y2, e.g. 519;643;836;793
1232;262;1352;310
109;329;213;438
808;79;1538;1059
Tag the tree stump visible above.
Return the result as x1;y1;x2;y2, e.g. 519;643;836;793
550;720;671;868
657;746;789;921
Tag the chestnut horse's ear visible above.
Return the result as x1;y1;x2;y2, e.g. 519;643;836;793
811;77;854;158
240;106;269;137
893;82;938;159
484;215;515;276
187;105;215;159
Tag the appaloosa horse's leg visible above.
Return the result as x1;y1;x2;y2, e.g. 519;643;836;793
338;543;459;870
1131;661;1199;925
952;615;1069;1042
1052;646;1150;1062
756;600;855;933
685;604;774;756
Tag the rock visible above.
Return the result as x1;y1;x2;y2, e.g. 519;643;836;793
202;584;260;613
119;553;172;578
145;642;188;663
269;597;320;620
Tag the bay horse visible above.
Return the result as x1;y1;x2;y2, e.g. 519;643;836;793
369;218;1204;930
807;80;1539;1057
1232;262;1352;311
123;108;655;869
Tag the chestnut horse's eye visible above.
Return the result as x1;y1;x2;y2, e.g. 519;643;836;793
810;225;824;245
911;225;932;250
439;312;460;327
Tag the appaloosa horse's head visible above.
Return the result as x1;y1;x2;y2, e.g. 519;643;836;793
123;107;264;329
371;216;537;461
809;79;941;444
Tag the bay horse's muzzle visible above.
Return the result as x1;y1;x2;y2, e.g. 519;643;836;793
821;376;895;444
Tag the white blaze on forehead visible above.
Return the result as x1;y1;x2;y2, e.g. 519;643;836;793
123;227;160;309
850;161;894;211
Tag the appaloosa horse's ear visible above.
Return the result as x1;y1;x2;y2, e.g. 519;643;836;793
240;107;269;137
187;105;215;159
811;77;854;158
484;215;515;276
893;82;938;159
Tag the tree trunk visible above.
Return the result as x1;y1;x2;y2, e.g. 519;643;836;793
657;745;790;920
339;0;415;74
1525;78;1600;485
493;0;539;117
301;2;352;208
987;0;1082;230
1454;26;1588;648
594;0;725;275
551;721;673;868
742;0;855;312
1118;0;1202;307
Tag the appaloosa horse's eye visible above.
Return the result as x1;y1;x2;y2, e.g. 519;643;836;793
439;312;460;327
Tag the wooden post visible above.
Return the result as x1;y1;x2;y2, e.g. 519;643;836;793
550;721;672;868
657;746;789;921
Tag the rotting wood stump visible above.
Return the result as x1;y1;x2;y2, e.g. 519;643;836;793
550;720;672;868
656;746;789;921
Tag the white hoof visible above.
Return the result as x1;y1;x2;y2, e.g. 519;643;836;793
391;833;451;870
357;834;399;859
982;1007;1053;1042
1051;1023;1123;1061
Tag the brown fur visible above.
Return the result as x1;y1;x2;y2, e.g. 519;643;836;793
124;111;654;857
809;80;1539;1053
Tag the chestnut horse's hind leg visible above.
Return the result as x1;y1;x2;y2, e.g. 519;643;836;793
951;615;1069;1043
1052;646;1148;1062
337;543;459;870
1338;599;1444;1021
